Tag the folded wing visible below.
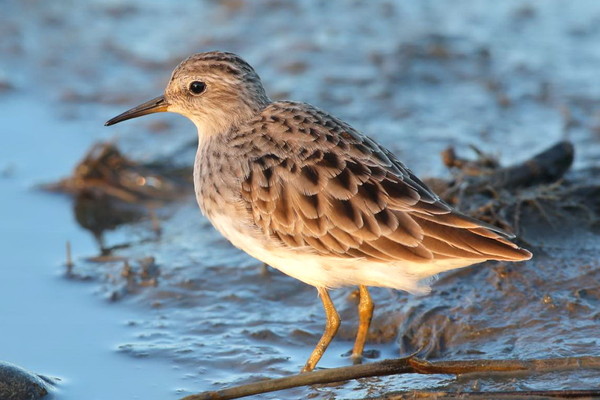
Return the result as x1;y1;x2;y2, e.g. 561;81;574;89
238;102;532;264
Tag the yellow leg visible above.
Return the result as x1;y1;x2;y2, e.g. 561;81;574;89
351;285;374;363
301;287;340;372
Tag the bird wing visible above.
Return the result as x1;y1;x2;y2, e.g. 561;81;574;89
237;102;531;263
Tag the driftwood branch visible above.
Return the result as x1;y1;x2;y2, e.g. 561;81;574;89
450;140;575;195
180;355;600;400
375;389;600;399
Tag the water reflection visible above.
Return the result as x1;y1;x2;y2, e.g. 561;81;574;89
44;143;192;253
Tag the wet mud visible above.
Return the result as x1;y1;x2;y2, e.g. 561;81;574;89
50;138;600;398
43;143;192;253
2;1;600;399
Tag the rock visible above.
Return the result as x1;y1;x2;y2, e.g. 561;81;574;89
0;361;50;400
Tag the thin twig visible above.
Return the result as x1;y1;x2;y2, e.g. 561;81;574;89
407;356;600;374
182;357;413;400
372;389;600;400
180;355;600;400
65;241;74;271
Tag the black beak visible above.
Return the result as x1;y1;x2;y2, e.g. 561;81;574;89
105;95;169;126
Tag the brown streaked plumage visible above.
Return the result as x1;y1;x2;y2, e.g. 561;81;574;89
106;51;532;373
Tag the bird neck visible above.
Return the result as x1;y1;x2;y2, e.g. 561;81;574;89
191;99;270;138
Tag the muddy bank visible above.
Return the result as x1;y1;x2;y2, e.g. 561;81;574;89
45;137;600;398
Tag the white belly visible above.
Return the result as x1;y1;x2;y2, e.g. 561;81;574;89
207;213;479;294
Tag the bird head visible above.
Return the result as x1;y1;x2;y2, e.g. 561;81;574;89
106;51;270;137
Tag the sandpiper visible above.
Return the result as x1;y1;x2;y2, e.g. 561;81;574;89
106;51;532;372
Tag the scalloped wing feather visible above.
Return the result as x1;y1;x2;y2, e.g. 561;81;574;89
237;102;531;270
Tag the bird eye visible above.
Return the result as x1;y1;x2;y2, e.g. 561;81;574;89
189;81;206;95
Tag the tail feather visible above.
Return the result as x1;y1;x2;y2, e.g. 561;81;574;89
413;213;532;262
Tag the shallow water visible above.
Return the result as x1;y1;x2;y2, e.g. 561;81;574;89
0;93;187;399
1;1;600;399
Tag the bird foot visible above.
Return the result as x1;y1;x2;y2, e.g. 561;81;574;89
351;354;363;365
